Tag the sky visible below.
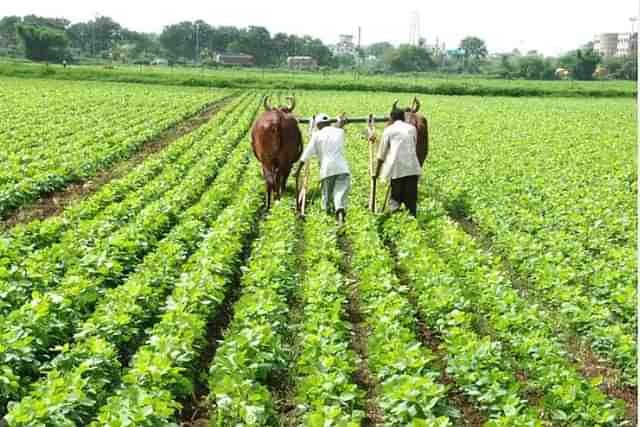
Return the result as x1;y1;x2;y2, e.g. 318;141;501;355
1;0;638;56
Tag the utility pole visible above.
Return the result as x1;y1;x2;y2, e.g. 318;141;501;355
92;12;99;57
357;26;362;79
195;22;200;64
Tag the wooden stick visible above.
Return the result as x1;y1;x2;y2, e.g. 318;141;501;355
296;171;303;212
370;177;377;212
297;116;388;124
299;162;310;217
380;182;391;214
367;114;377;212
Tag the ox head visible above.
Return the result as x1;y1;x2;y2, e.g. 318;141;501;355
263;95;296;114
389;97;422;124
391;97;421;115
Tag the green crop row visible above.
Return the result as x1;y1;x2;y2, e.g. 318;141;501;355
0;77;231;215
0;93;254;317
4;136;253;424
0;92;245;261
384;213;544;425
292;208;364;425
384;209;626;426
418;94;636;381
0;96;259;414
208;197;298;426
88;165;264;426
295;89;636;387
345;206;451;427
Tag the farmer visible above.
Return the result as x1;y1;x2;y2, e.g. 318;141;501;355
294;113;350;224
373;107;422;217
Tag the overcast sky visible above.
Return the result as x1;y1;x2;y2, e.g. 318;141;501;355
1;0;638;56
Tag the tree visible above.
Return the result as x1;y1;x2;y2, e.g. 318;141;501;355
90;16;122;54
159;21;195;60
0;16;21;48
575;48;599;80
365;41;393;59
497;54;514;77
67;22;91;52
334;53;356;68
16;24;69;61
560;48;600;80
271;32;290;64
384;44;434;72
516;54;546;79
209;26;242;52
22;15;69;31
127;32;161;59
620;59;637;80
459;36;488;72
302;36;333;66
238;26;271;65
460;36;488;60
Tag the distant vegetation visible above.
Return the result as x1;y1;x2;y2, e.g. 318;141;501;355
0;14;637;80
0;61;635;98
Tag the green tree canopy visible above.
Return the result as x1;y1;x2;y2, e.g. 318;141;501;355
16;24;69;61
365;42;393;58
159;21;195;60
0;16;21;48
460;36;488;59
384;44;434;72
559;47;600;80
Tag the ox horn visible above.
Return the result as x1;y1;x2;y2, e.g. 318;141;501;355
411;97;421;113
391;99;399;111
263;95;273;111
286;96;296;112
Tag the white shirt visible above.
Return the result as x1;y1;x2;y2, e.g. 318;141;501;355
300;127;350;180
377;120;422;181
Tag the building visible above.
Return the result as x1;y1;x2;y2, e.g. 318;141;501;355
215;53;255;66
333;34;356;56
594;32;638;57
618;32;638;56
287;56;318;70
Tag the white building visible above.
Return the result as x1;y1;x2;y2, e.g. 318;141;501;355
594;32;638;57
287;56;318;70
333;34;356;56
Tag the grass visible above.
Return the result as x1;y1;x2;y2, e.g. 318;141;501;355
0;60;635;98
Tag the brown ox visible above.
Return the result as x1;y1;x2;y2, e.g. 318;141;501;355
251;95;303;209
389;97;429;166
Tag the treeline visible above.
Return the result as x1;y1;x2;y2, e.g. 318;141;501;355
362;38;637;81
0;15;334;66
488;48;637;81
0;14;636;80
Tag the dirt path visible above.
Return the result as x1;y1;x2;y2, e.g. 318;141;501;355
339;236;384;426
1;94;236;230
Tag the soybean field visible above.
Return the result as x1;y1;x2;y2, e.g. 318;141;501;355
0;78;636;427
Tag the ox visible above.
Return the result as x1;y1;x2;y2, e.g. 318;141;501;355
251;95;303;209
390;97;429;166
